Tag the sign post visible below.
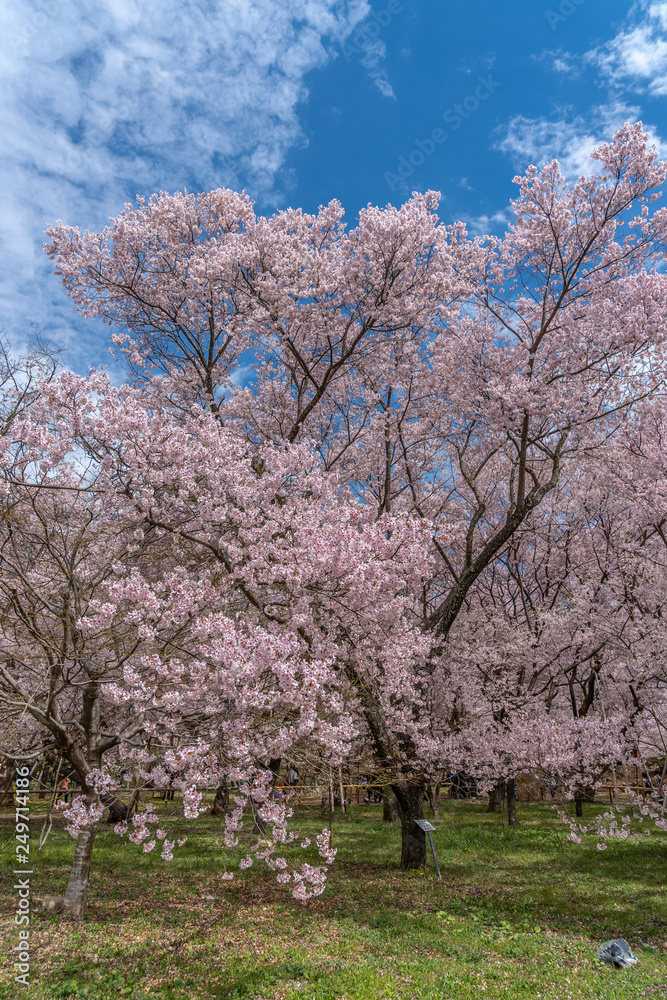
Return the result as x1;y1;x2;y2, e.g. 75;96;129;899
415;819;441;879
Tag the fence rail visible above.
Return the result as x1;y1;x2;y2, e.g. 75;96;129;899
2;781;662;809
158;781;663;806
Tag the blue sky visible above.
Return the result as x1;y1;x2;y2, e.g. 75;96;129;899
1;0;667;373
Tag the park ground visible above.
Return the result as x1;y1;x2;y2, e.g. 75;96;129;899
0;798;666;1000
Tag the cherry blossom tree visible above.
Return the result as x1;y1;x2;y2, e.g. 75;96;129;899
0;372;194;914
440;413;667;832
1;366;436;910
45;122;667;869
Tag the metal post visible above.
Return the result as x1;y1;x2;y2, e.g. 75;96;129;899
427;830;441;879
328;770;333;849
415;819;441;879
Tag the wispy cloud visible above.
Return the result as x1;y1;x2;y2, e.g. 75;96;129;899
461;209;509;236
551;55;576;74
0;0;368;366
493;102;663;179
586;2;667;95
360;37;395;99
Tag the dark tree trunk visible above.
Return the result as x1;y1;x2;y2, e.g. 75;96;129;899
393;782;426;869
488;781;505;813
211;778;230;817
62;826;96;917
0;763;14;807
575;793;583;818
383;789;398;822
104;794;130;823
506;778;517;827
449;773;475;799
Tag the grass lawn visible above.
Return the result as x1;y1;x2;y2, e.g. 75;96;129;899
0;798;665;999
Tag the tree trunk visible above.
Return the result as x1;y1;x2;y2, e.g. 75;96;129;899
0;763;14;807
425;782;441;818
338;766;346;813
506;778;517;827
62;826;96;917
433;781;442;819
383;789;398;822
252;759;281;834
488;781;505;813
211;778;229;817
393;782;426;869
104;794;130;823
575;793;583;818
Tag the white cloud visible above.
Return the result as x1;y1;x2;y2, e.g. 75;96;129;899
0;0;369;368
360;38;395;99
493;102;665;180
531;47;579;77
552;55;576;74
339;10;399;98
586;2;667;95
461;210;509;237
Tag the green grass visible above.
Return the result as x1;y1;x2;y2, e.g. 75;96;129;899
1;798;666;999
